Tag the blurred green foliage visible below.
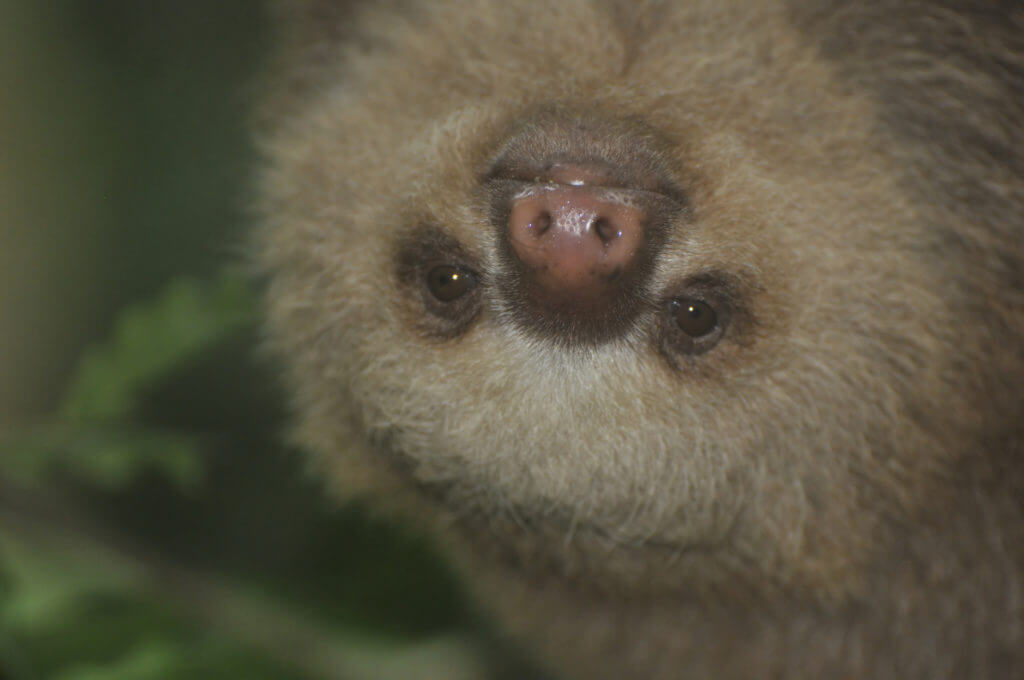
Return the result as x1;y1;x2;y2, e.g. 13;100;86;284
61;271;255;424
0;2;504;679
4;272;252;491
0;267;481;679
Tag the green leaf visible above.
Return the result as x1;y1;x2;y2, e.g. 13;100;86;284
0;535;297;680
61;268;255;423
0;268;256;491
53;641;181;680
0;423;203;491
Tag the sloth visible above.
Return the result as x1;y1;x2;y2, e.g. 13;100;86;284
257;1;1024;678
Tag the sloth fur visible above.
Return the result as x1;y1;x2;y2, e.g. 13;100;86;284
257;1;1024;678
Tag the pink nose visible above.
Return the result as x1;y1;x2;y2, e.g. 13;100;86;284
507;169;645;303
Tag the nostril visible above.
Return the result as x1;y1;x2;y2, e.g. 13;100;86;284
592;217;620;245
531;211;552;236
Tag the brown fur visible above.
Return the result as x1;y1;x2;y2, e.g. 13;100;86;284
256;1;1024;678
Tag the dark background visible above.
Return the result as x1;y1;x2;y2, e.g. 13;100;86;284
1;1;263;415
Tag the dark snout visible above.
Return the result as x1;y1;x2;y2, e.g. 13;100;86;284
487;114;686;345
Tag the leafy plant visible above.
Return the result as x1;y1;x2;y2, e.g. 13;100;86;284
0;270;483;680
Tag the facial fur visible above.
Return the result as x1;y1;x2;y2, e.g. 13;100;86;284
258;2;1024;678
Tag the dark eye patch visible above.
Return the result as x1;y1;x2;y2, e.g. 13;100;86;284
395;227;483;339
656;272;746;365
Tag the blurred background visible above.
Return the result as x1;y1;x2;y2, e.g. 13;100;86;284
0;3;518;678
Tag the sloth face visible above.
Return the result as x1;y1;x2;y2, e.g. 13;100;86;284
259;0;1006;597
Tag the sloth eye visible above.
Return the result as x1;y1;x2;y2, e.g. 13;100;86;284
426;265;477;301
672;298;717;337
656;274;740;363
395;227;483;339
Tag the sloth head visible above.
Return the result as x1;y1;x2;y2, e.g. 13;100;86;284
259;0;1022;600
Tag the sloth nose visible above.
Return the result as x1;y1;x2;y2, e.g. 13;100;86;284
487;116;683;344
507;165;646;304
